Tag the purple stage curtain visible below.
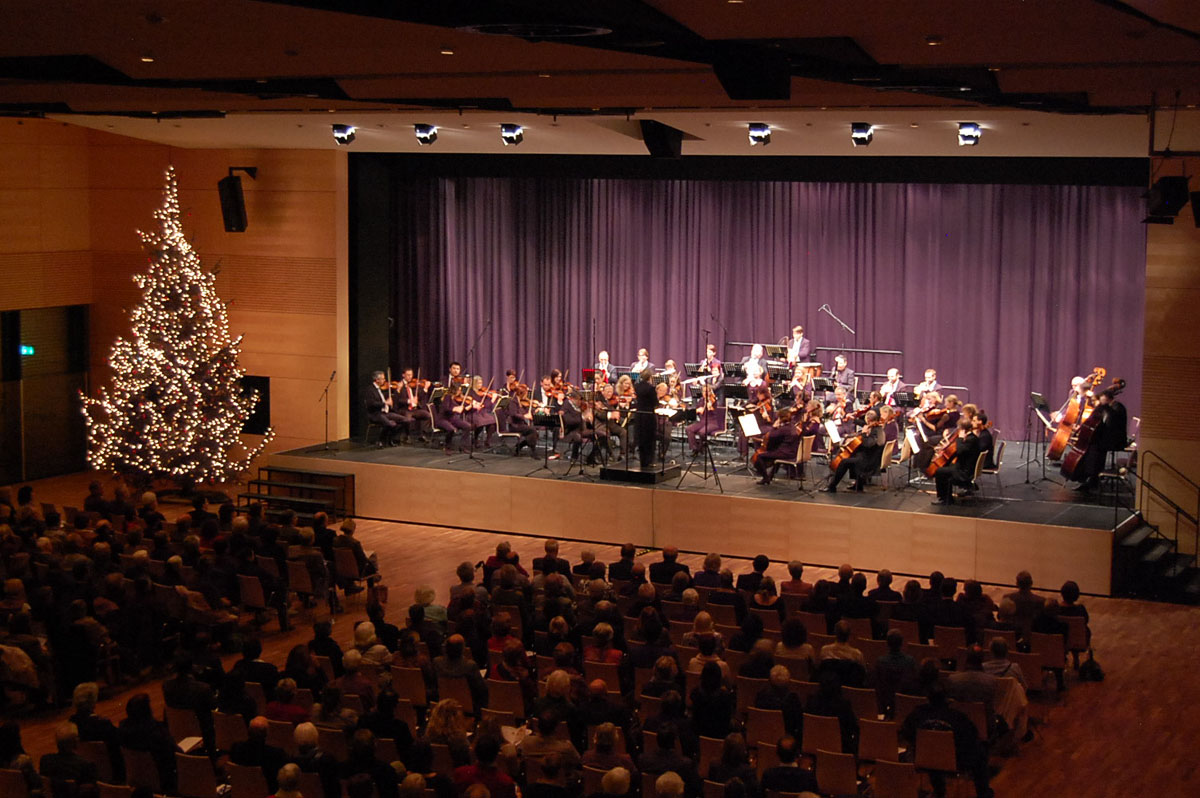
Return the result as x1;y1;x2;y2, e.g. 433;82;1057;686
392;177;1144;437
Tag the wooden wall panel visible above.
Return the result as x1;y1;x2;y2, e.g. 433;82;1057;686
0;252;92;311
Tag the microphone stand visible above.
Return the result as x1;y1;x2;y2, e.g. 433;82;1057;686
710;313;729;363
311;370;336;456
819;304;855;351
451;320;491;469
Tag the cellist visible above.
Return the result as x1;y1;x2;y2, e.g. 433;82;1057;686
752;407;801;485
825;410;885;493
932;418;981;505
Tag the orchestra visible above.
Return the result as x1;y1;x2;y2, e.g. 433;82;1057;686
363;334;1126;500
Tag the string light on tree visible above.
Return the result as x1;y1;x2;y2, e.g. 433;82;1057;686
81;166;273;487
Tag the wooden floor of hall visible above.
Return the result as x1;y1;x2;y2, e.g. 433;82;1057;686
9;471;1200;797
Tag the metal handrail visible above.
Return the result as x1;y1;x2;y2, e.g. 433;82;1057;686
1140;450;1200;527
1121;458;1199;556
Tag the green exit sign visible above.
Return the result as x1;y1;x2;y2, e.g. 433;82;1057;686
18;345;34;356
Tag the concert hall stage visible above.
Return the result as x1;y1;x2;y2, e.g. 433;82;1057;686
267;439;1131;596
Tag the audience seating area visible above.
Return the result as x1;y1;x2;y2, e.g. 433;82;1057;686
0;480;1097;798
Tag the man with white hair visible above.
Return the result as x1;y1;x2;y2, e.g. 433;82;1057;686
533;540;571;577
654;771;685;798
597;766;631;796
294;721;340;798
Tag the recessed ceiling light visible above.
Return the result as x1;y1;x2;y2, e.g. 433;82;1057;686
440;48;455;56
925;35;944;46
538;73;551;78
140;54;155;63
910;122;919;128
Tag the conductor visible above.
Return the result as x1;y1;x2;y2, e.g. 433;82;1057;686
634;368;659;468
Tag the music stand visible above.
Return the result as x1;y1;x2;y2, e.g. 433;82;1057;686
525;412;558;477
1023;391;1061;487
764;344;788;360
677;407;723;493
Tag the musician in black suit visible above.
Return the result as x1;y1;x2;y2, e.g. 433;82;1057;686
974;412;996;470
1075;387;1128;490
633;369;659;468
752;408;801;485
397;368;431;440
365;371;408;447
832;354;855;396
826;411;886;493
932;419;981;505
786;325;812;365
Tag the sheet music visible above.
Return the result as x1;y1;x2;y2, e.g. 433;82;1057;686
824;419;842;444
739;414;762;437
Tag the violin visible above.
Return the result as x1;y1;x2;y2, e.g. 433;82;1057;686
745;396;774;414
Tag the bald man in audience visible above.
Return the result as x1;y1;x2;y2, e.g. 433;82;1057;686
230;716;290;792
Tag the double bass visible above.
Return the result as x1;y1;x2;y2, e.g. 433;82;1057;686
1047;367;1105;461
1061;378;1127;480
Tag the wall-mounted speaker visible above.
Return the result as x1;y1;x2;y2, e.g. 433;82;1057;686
218;175;248;232
1146;176;1189;218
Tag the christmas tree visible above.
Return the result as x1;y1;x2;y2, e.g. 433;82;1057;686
81;166;273;487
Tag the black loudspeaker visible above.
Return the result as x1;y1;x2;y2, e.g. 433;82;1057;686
713;49;792;101
640;120;683;159
240;375;271;435
217;175;248;232
1146;176;1190;217
1192;192;1200;228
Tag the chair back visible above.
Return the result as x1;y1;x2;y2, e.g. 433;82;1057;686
298;771;326;798
376;737;401;764
879;439;896;471
641;770;660;798
795;611;828;637
480;708;516;727
858;719;901;763
493;604;524;640
844;685;879;720
914;728;958;773
801;713;844;754
165;704;205;741
266;719;298;755
121;748;161;792
887;618;919;643
214;710;249;752
286;559;314;594
775;654;810;682
891;693;928;723
1064;616;1089;652
933;626;967;660
228;761;269;798
844;616;872;641
697;735;724;777
1030;632;1066;667
430;742;454;776
949;700;989;741
873;759;920;798
334;548;361;581
238;575;267;610
316;725;350;762
583;766;607;796
486;678;526;718
244;681;268;709
392;667;429;707
751;607;781;632
583;660;622;692
77;740;114;783
0;769;30;798
972;450;987;480
97;783;133;798
745;707;787;750
735;675;768;717
175;753;218;798
256;555;280;579
640;694;663;720
816;749;859;797
701;780;725;798
437;675;475;714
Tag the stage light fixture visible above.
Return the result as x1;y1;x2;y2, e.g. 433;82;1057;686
500;123;524;146
850;122;873;147
748;123;771;146
958;122;981;146
330;124;356;145
414;123;438;145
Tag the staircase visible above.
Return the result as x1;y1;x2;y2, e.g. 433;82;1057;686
1111;451;1200;603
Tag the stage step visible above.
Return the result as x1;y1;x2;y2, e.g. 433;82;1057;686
1162;553;1196;580
1140;540;1174;566
600;464;682;484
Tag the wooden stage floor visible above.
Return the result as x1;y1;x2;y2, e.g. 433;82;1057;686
270;438;1132;595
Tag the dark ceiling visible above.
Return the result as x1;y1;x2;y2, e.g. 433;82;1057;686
1;0;1197;119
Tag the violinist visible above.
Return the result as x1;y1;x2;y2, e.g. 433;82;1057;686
398;368;432;441
686;384;723;455
879;368;905;406
879;405;900;444
501;370;520;395
831;354;856;397
702;343;723;387
506;382;540;457
560;389;594;464
614;374;635;410
912;394;959;469
366;371;407;447
661;359;680;378
654;382;676;459
532;375;561;452
788;364;814;406
933;418;980;505
595;383;628;455
801;399;825;450
593;351;614;384
630;348;654;375
825;386;854;438
825;410;885;493
466;375;498;449
742;361;767;390
665;372;686;405
737;384;776;457
753;407;801;485
436;382;472;453
447;361;466;387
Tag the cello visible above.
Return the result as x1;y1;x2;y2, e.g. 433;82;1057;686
1047;367;1105;461
1061;378;1126;480
923;433;958;477
831;419;883;472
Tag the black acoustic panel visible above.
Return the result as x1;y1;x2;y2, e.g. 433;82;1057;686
1192;192;1200;228
640;119;683;159
217;175;248;232
0;311;18;382
1146;176;1189;217
713;48;792;101
241;375;271;435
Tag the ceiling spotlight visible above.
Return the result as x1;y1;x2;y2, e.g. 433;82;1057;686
331;124;356;145
958;122;981;146
850;122;874;147
500;123;524;146
748;123;771;146
140;54;155;63
414;123;438;145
